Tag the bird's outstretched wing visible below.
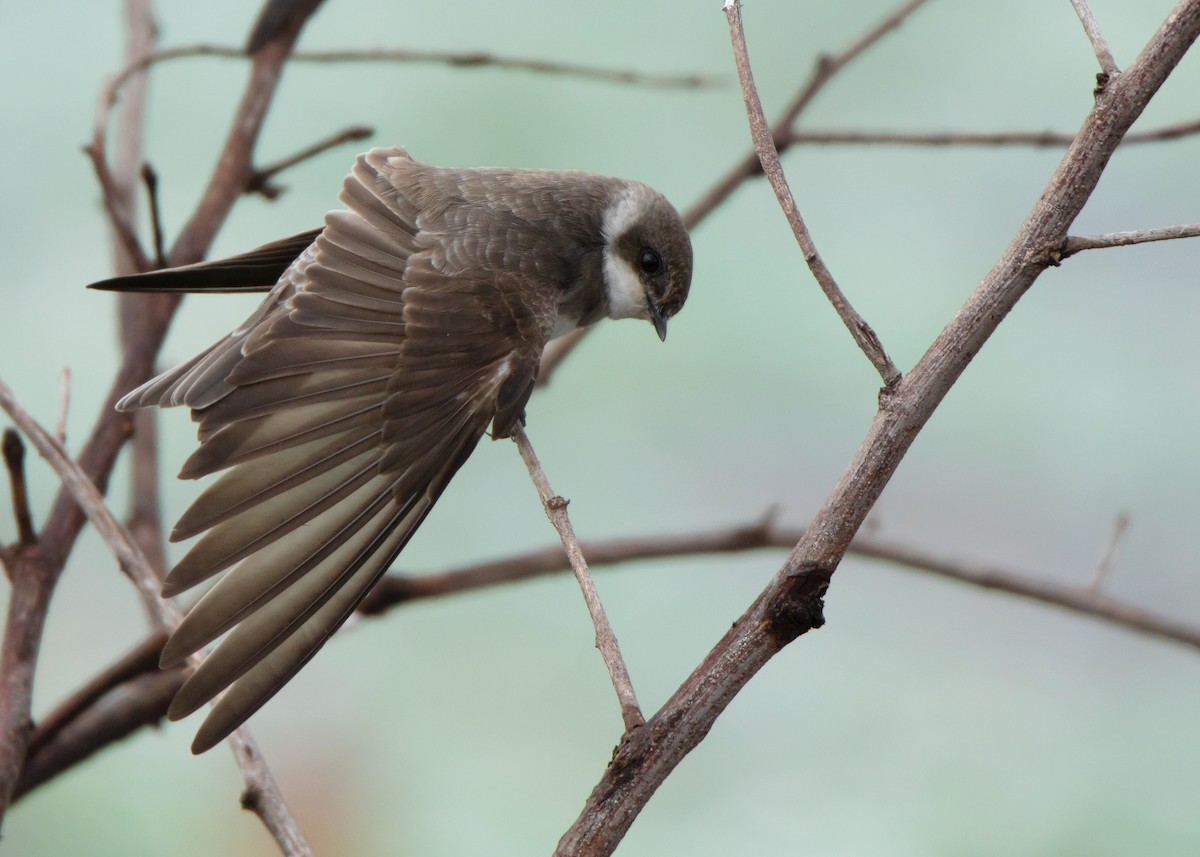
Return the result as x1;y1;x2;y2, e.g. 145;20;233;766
113;149;555;753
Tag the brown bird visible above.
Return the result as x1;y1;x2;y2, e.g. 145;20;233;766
90;147;692;753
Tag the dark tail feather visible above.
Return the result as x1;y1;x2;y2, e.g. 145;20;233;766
88;228;322;293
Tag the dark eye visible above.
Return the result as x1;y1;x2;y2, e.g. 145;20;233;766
638;248;663;275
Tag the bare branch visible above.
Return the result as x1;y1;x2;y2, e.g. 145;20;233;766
511;425;644;731
0;1;327;843
1126;117;1200;141
554;3;1200;853
28;632;167;757
17;669;181;799
371;521;1200;651
848;534;1200;646
540;0;928;394
22;508;1200;798
788;128;1084;147
724;0;901;387
246;125;374;199
54;368;71;446
140;164;167;267
112;2;168;626
167;23;310;265
127;408;167;584
1061;223;1200;256
0;0;161;820
0;380;172;624
2;430;35;547
83;145;151;272
17;633;174;799
782;120;1200;147
1088;512;1130;594
684;0;930;227
104;43;721;100
0;377;314;856
1070;0;1121;76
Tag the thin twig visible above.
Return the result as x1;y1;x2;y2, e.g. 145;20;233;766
2;430;35;546
107;0;155;279
1088;512;1130;594
724;0;900;386
54;368;71;445
83;144;151;272
28;632;168;755
112;3;170;613
167;24;320;265
684;0;930;227
0;377;314;856
0;0;158;823
0;379;174;624
1061;223;1200;256
140;164;167;267
0;0;323;842
786;129;1086;146
127;408;167;584
246;125;374;199
511;425;644;731
782;121;1200;146
104;43;721;99
17;668;182;799
1070;0;1121;76
541;0;930;386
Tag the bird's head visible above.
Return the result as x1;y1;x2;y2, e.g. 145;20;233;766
601;184;693;341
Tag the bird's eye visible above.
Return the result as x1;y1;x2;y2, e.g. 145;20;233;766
638;248;663;275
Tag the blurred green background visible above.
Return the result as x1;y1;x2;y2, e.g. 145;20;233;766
2;0;1199;854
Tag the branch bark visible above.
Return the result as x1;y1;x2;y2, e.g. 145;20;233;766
0;0;325;844
511;426;644;731
553;2;1200;853
724;0;900;386
0;379;314;857
19;509;1200;802
539;0;929;388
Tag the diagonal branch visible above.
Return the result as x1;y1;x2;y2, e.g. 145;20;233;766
553;2;1200;854
246;124;374;199
683;0;931;228
168;21;312;266
0;0;326;846
724;0;900;386
0;377;313;857
1070;0;1121;76
511;425;643;731
540;0;929;388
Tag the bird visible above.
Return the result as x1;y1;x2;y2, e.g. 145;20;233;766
89;147;693;753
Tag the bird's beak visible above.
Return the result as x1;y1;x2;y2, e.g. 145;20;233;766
647;302;668;342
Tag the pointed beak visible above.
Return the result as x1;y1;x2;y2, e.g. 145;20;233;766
647;302;668;342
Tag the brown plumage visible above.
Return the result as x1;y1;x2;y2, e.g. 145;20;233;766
90;147;692;753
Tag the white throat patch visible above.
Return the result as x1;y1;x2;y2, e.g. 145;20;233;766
601;184;654;321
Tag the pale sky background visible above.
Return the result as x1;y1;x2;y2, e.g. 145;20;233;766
1;1;1198;855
